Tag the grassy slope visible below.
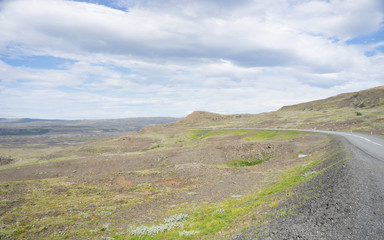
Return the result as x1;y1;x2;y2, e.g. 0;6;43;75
159;86;384;134
252;86;384;133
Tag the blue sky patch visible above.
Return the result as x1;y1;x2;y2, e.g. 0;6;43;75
376;45;384;53
112;66;133;74
347;28;384;45
364;45;384;57
71;0;131;11
1;55;76;70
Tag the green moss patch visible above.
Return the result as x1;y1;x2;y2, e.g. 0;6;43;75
228;156;270;167
187;129;302;142
243;130;301;141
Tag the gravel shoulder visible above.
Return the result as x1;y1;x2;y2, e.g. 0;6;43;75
232;136;384;239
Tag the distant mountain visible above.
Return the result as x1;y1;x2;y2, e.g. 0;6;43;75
0;118;64;124
0;117;180;135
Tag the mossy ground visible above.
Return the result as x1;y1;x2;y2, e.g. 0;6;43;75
2;87;383;239
0;129;332;239
113;148;329;240
187;129;304;142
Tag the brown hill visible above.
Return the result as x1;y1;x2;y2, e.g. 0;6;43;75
176;111;252;125
279;86;384;111
140;111;253;134
250;86;384;133
178;111;226;123
141;86;384;134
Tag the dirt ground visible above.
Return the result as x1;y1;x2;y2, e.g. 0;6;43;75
0;129;329;231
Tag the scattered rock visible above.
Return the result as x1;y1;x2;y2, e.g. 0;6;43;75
0;155;14;165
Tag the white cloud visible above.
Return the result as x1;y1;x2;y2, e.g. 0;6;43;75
285;0;384;40
0;0;383;119
1;0;377;68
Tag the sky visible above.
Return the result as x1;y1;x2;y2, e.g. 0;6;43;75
0;0;384;119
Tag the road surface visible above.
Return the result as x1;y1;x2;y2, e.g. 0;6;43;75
315;130;384;161
231;128;384;239
226;128;384;161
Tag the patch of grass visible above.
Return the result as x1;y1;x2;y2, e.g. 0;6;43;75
241;130;278;141
229;156;270;167
188;129;247;142
149;144;161;150
229;130;254;136
0;177;144;239
186;129;302;143
189;129;207;139
0;229;17;239
269;200;279;209
188;129;230;141
243;130;301;141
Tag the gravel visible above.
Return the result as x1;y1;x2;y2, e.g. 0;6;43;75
231;136;384;239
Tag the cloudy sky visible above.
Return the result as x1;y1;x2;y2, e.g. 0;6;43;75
1;0;384;119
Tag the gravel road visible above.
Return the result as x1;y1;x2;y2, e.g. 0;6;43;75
231;131;384;240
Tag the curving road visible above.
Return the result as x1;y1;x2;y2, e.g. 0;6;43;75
231;128;384;161
230;128;384;239
315;130;384;161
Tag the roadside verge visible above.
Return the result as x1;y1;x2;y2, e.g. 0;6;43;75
231;136;355;239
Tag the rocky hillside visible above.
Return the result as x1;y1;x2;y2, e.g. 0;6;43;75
142;86;384;135
267;86;384;133
175;111;252;126
279;86;384;111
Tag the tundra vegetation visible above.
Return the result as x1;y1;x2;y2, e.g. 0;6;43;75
0;122;334;239
0;86;383;239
